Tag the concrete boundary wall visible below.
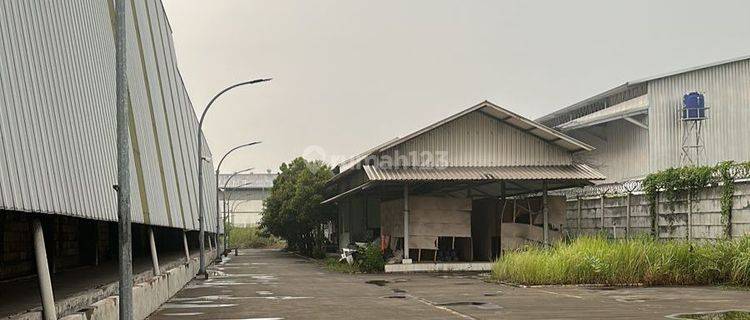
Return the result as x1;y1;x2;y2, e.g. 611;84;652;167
565;181;750;240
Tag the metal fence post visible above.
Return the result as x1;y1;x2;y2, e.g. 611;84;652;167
687;191;693;241
600;192;605;232
543;181;549;245
626;192;631;238
576;196;582;235
654;193;660;239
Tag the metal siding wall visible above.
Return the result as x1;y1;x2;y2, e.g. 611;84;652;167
126;0;162;225
176;81;200;230
569;117;650;183
0;0;216;232
201;136;217;233
381;111;572;166
148;0;183;228
649;60;750;171
0;1;119;219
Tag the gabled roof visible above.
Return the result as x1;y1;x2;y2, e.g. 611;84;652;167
537;55;750;125
327;101;594;185
374;100;594;154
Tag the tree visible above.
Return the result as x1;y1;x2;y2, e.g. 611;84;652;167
261;157;334;257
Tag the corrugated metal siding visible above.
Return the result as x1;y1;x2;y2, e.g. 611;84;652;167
568;116;650;183
649;59;750;171
0;0;217;232
380;111;572;167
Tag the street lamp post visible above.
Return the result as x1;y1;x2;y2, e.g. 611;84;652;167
216;144;260;261
114;0;133;319
222;179;257;251
197;78;270;277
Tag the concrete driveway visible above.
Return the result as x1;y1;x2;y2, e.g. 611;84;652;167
149;249;750;320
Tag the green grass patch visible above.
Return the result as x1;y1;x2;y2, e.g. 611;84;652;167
323;258;362;274
228;226;284;249
492;235;750;286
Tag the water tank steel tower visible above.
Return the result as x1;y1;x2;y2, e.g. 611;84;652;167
680;92;708;166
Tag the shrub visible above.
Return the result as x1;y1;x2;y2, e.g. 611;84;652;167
323;244;385;273
492;235;750;286
356;244;386;273
228;226;283;249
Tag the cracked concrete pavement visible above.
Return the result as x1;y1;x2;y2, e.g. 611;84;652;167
149;249;750;320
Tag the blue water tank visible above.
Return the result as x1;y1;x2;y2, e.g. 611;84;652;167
682;92;706;120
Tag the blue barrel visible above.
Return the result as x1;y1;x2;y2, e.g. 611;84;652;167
683;92;705;120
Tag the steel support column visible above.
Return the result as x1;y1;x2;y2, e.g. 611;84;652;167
183;231;190;263
148;227;160;276
402;184;411;263
499;181;506;258
32;219;56;320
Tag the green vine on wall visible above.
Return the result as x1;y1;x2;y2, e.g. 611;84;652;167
642;161;750;239
716;161;735;238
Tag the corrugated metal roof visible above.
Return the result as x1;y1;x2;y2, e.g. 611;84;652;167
376;101;594;153
537;55;750;125
333;137;400;173
630;55;750;84
363;164;605;182
557;94;648;130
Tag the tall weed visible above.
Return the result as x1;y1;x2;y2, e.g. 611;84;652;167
492;235;750;286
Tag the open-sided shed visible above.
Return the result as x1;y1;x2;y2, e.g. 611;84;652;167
323;101;604;270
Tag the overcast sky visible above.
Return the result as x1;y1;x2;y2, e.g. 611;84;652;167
162;0;750;174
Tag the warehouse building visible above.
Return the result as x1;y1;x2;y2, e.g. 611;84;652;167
219;172;277;227
0;0;218;318
324;101;604;272
537;56;750;184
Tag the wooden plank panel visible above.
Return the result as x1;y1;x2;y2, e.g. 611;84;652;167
380;196;472;240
